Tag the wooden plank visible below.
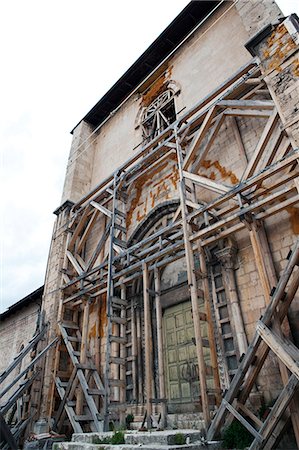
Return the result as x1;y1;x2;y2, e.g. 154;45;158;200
188;148;299;222
224;108;272;118
54;370;78;431
192;113;225;173
230;117;248;165
190;185;294;244
256;321;299;379
154;268;167;428
0;327;46;384
242;110;279;180
86;219;112;271
68;206;90;251
183;106;217;170
55;377;82;433
74;61;258;210
66;251;84;275
90;200;112;218
249;374;299;450
183;170;230;195
207;242;299;440
0;337;58;398
223;399;262;442
76;300;90;415
77;209;99;253
236;402;263;428
218;99;274;109
1;373;38;415
143;263;153;429
176;131;210;427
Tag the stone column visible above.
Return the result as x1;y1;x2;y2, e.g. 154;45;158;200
215;244;248;356
245;14;299;147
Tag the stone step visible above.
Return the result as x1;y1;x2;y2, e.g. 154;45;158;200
55;444;212;450
53;430;222;450
72;429;202;445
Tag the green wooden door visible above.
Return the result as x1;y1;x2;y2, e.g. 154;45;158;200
163;300;211;412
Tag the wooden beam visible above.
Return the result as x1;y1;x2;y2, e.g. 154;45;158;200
176;130;210;427
236;402;263;429
257;321;299;379
154;268;167;428
223;108;272;118
218;99;274;110
68;206;90;251
223;399;262;442
249;374;299;450
143;263;152;429
76;300;90;415
230;117;248;165
242;110;279;180
183;106;217;170
183;170;229;195
86;219;112;271
66;251;84;275
77;209;99;253
192;113;225;173
90;201;112;218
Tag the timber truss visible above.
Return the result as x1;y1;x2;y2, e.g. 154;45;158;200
0;314;58;449
49;58;299;445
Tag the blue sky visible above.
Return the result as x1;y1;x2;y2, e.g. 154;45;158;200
1;0;298;312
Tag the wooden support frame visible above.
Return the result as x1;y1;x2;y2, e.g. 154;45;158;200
44;58;299;443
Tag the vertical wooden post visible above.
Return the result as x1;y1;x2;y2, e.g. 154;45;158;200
76;299;90;415
154;267;167;428
248;220;299;447
175;128;210;428
119;284;127;426
198;246;222;405
143;263;153;429
189;181;221;404
136;307;143;404
131;301;138;401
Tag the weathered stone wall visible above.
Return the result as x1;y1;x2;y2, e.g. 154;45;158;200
0;301;40;405
235;0;283;38
39;0;298;423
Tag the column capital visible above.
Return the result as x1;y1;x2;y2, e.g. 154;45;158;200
215;245;237;269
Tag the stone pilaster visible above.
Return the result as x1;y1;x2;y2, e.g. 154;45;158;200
215;244;248;356
61;120;96;204
245;14;299;147
39;200;74;423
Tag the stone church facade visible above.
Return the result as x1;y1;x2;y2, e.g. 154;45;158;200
2;1;299;448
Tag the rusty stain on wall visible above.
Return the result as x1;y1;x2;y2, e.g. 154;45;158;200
293;58;299;77
199;159;239;184
127;156;179;228
141;67;172;107
263;24;296;73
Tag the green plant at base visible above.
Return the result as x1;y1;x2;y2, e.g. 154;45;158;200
222;420;253;449
173;432;186;445
110;430;125;444
126;413;134;429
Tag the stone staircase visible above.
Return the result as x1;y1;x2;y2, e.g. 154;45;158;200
54;430;222;450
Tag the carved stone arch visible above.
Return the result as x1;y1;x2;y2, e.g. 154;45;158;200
128;200;179;246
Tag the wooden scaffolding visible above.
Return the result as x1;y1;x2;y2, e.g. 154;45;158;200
5;57;297;447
